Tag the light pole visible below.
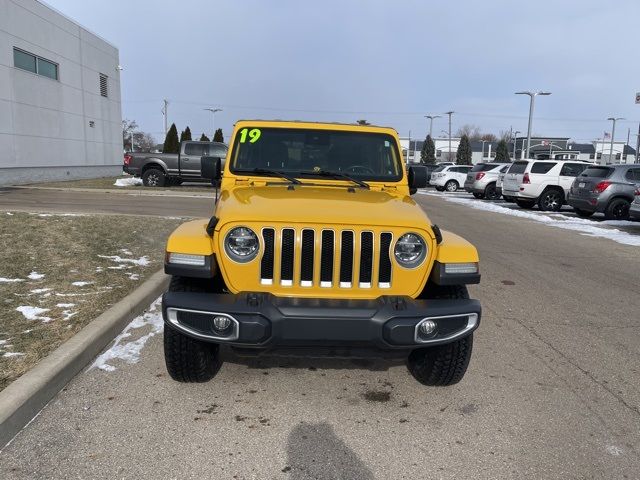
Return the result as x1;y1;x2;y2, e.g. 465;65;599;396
515;91;551;159
204;108;222;137
481;140;487;160
607;117;624;163
444;111;454;162
512;130;521;160
424;115;441;138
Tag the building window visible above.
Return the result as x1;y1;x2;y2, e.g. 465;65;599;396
13;48;58;80
99;74;108;97
597;153;602;160
615;153;621;160
589;153;595;159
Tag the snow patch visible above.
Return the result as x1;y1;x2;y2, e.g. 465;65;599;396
606;445;623;456
61;310;77;320
419;192;640;247
0;277;23;283
6;212;14;216
119;248;133;256
56;303;75;308
90;298;163;372
127;273;140;281
114;177;143;187
28;271;45;280
71;281;93;287
30;288;52;294
3;352;25;358
16;306;52;322
98;255;150;266
0;339;8;346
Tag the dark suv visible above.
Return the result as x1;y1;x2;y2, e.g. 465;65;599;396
567;165;640;219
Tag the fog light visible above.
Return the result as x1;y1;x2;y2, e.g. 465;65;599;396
213;316;232;332
419;319;437;336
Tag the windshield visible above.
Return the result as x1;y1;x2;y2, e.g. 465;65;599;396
230;127;402;182
471;163;500;172
432;165;447;173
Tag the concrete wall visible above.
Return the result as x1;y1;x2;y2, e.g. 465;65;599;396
0;0;122;185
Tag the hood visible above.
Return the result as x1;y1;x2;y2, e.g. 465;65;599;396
215;185;431;228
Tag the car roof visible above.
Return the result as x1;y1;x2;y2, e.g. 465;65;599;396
233;119;399;136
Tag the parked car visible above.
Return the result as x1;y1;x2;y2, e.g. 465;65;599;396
123;141;228;187
502;160;590;211
567;164;640;219
429;165;473;192
464;163;509;200
629;188;640;220
496;168;511;201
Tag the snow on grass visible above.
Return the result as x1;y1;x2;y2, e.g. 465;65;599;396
98;255;150;266
114;177;143;187
0;339;8;346
30;288;52;294
90;298;163;372
56;303;75;308
6;212;14;216
71;281;93;287
27;271;45;280
420;191;640;247
0;277;24;283
16;306;52;323
120;248;133;256
126;273;140;281
3;352;25;358
61;310;77;320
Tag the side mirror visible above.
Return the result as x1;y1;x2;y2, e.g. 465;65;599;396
408;165;427;194
201;156;222;182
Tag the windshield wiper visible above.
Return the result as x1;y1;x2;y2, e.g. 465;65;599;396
306;170;370;189
234;168;302;185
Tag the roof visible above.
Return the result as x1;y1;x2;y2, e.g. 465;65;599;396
233;120;398;133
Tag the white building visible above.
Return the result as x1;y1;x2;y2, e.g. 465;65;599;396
0;0;123;186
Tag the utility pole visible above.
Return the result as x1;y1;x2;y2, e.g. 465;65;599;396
204;108;222;137
161;99;169;136
445;111;454;162
636;123;640;163
515;91;551;158
424;115;441;138
607;117;624;163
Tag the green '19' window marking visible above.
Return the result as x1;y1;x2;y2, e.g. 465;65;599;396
239;128;261;143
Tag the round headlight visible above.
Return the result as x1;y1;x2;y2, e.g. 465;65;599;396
224;227;259;263
394;233;427;268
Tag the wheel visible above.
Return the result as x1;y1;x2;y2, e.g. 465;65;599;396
142;168;166;187
604;198;631;220
574;208;594;218
435;186;445;192
408;284;474;386
484;183;500;200
163;276;222;382
473;192;484;199
538;189;564;212
445;180;459;192
516;199;536;209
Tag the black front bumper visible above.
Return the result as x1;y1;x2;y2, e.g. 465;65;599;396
162;292;481;355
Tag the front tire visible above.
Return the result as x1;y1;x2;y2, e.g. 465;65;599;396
604;198;630;220
445;180;459;192
408;284;474;386
164;276;222;382
484;183;500;200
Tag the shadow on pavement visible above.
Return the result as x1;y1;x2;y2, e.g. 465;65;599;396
285;422;374;480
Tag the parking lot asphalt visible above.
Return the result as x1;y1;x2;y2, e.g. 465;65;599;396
1;190;640;479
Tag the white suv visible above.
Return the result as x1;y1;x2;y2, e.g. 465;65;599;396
429;165;473;192
502;160;591;211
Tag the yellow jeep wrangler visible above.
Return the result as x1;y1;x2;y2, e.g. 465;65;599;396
162;120;481;386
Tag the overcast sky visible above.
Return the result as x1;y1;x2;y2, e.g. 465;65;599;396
48;0;640;144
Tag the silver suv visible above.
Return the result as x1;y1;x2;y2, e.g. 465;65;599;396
567;165;640;219
464;163;509;200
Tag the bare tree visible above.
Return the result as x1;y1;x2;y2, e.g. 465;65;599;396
122;119;138;151
480;133;498;142
455;124;481;141
132;132;157;152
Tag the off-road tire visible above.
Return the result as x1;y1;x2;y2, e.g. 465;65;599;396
409;284;473;386
574;208;594;218
142;168;166;187
163;276;221;382
538;188;564;212
445;180;459;192
604;198;630;220
516;199;536;209
484;183;500;200
473;192;484;199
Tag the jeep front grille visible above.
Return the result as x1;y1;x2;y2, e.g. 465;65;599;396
260;228;392;289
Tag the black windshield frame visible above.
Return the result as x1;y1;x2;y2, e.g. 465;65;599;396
229;127;403;182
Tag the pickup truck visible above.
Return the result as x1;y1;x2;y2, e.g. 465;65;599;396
123;141;228;187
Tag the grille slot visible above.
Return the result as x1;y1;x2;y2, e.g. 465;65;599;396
339;231;354;287
359;232;373;287
320;230;334;287
379;232;392;287
260;228;275;284
300;229;314;286
280;229;295;286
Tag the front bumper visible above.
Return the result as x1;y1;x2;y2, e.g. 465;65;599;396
162;292;481;354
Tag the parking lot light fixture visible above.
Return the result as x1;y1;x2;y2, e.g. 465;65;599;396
607;117;624;163
424;115;441;138
515;91;551;159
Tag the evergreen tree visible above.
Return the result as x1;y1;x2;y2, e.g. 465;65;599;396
456;134;472;165
163;123;180;154
213;128;224;143
199;133;210;142
179;126;192;143
421;135;436;164
494;139;510;162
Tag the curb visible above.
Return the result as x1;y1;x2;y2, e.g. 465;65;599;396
12;185;214;197
0;269;169;449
